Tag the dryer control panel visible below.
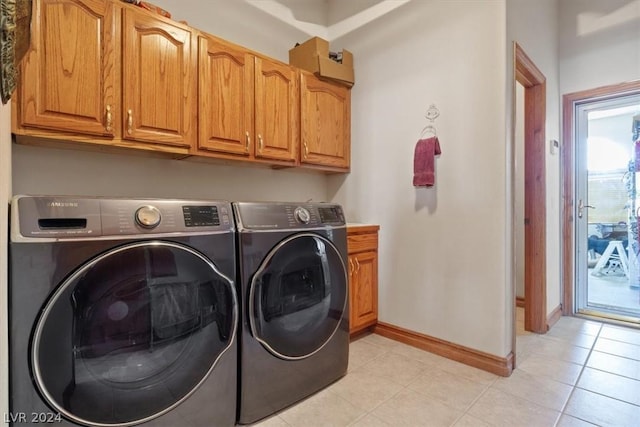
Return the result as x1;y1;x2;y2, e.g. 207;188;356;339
233;202;345;231
12;196;233;240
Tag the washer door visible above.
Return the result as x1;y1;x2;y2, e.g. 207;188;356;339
32;241;237;427
249;233;347;360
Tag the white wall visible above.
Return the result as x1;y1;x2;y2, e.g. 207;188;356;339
12;145;328;202
13;0;329;203
507;0;561;318
1;102;11;427
560;0;640;95
328;0;510;356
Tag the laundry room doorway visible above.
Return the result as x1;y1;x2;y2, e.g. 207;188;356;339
513;43;548;343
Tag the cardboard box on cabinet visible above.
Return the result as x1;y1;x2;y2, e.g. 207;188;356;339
289;37;354;87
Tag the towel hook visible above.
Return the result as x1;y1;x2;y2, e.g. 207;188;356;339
420;104;440;137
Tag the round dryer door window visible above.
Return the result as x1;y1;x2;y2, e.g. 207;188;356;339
249;233;347;359
31;241;238;427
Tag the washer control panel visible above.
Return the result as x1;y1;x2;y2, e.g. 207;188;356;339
14;196;233;239
233;202;345;230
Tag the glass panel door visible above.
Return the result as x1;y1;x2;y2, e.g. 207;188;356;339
575;95;640;322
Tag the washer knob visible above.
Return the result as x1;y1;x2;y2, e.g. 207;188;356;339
294;207;311;224
135;205;161;229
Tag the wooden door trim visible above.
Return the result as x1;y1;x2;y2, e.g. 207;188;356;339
561;81;640;315
514;43;547;334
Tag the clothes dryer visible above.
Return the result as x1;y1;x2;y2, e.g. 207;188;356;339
233;202;349;424
9;196;238;427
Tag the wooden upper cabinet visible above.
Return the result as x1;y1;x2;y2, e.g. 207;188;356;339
18;0;117;136
300;72;351;170
198;35;253;156
197;35;298;163
254;57;298;162
14;0;349;166
122;8;195;148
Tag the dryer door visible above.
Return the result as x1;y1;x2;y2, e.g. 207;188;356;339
249;233;347;359
31;241;238;427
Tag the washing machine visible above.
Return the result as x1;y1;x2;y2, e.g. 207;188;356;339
233;201;349;424
8;196;238;427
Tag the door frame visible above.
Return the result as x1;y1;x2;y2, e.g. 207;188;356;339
562;81;640;315
514;43;547;334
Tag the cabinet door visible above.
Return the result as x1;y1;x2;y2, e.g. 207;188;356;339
122;8;195;148
350;251;378;332
254;58;298;162
300;73;350;169
198;36;253;156
19;0;116;136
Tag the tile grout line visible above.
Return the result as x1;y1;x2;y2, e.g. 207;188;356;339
447;377;498;427
555;321;604;425
355;335;498;426
345;336;417;426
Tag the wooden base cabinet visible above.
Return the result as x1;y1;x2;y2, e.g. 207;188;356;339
347;225;379;336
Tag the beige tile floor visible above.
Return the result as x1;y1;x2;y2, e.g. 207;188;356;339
251;309;640;426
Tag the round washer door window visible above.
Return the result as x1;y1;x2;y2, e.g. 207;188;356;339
249;233;347;359
32;241;237;426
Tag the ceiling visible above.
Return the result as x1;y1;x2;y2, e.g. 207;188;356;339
246;0;640;42
577;0;640;35
244;0;412;41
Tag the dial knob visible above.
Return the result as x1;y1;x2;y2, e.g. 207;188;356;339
135;205;161;229
294;207;311;224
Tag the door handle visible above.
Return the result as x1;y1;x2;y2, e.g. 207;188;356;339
126;109;133;135
578;199;595;219
105;105;112;132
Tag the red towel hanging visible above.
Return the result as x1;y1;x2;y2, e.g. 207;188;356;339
413;137;441;187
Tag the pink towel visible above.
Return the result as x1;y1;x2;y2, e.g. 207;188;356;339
413;137;441;187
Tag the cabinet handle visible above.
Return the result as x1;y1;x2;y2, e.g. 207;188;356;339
355;258;360;273
303;142;309;158
245;131;250;151
105;105;112;132
349;259;354;275
127;109;133;135
258;134;264;151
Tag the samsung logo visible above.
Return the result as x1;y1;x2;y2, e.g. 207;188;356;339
47;201;79;208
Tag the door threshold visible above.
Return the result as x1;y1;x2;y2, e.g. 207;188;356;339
575;309;640;329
